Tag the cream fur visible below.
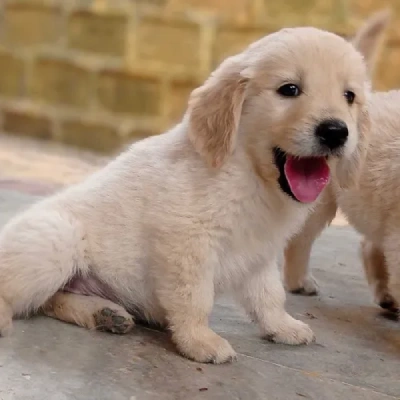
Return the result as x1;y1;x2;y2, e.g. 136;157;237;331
282;12;400;312
284;90;400;314
0;26;373;363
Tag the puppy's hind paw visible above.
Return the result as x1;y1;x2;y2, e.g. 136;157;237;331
288;276;319;296
378;293;399;314
93;307;134;334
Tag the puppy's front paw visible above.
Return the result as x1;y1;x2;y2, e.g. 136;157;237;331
287;275;319;296
265;317;315;345
174;327;237;364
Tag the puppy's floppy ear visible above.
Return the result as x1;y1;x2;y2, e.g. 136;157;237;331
336;105;370;190
351;9;391;77
188;60;250;168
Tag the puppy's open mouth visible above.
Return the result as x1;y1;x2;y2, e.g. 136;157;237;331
273;147;330;203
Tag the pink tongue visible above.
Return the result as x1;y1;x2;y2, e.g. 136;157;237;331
284;156;330;203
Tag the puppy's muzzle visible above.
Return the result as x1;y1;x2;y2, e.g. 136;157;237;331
315;119;348;151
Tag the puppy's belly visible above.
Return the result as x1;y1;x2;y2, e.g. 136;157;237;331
63;273;151;322
64;274;117;301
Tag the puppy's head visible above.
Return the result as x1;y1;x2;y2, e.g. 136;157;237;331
188;15;388;204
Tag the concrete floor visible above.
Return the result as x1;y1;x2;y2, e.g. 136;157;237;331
0;134;398;400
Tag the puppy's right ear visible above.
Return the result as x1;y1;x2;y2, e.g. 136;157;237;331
188;60;250;168
351;9;391;76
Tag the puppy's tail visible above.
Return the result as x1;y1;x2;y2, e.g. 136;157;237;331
0;296;13;336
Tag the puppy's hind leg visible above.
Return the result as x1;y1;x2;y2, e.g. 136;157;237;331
362;238;399;313
0;209;90;336
42;292;134;334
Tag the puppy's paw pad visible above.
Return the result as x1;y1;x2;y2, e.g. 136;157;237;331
94;307;134;334
289;276;319;296
266;319;315;345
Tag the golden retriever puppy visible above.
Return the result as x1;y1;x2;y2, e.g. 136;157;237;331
281;11;399;317
0;25;374;363
284;89;400;316
284;11;391;299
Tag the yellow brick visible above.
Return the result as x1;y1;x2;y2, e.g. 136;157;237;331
374;45;400;90
167;0;253;23
214;28;265;66
4;3;62;47
136;17;201;70
0;51;24;97
127;128;159;139
349;0;392;17
260;0;343;29
167;80;196;124
97;69;160;116
3;108;52;139
29;58;93;108
349;0;400;39
68;11;128;57
60;119;122;153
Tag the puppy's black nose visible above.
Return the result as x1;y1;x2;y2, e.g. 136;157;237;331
315;119;348;150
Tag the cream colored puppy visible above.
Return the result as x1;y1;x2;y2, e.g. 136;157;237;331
284;90;400;315
282;11;400;315
0;26;373;363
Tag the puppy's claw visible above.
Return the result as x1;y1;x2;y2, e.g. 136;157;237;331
210;353;237;364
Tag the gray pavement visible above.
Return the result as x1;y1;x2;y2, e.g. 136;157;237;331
0;134;398;400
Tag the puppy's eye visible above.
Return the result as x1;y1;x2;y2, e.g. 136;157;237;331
277;84;301;97
344;90;355;105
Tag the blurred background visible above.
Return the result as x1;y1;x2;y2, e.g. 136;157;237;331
0;0;398;186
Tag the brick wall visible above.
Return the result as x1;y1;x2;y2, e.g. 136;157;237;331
0;0;399;153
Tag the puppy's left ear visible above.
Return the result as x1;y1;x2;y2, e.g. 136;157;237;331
351;9;391;77
188;59;250;168
336;106;370;190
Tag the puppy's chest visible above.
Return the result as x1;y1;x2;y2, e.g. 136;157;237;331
213;202;307;288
